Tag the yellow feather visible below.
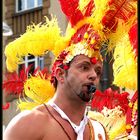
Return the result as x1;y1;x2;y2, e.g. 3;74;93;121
78;0;91;15
4;16;63;72
92;0;109;25
112;30;137;90
17;75;55;110
109;117;126;140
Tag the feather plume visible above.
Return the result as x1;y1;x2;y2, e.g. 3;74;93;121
91;88;129;113
101;0;137;32
18;75;55;110
2;65;50;95
112;23;137;90
4;16;63;72
59;0;95;26
2;65;29;95
59;0;83;26
3;64;54;111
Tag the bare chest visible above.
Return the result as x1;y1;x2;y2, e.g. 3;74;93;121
42;121;91;140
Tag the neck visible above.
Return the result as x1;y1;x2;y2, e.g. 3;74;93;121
51;91;87;125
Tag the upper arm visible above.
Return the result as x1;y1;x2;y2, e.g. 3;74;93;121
3;110;44;140
4;125;27;140
3;111;31;140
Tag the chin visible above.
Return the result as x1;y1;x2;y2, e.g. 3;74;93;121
78;92;92;102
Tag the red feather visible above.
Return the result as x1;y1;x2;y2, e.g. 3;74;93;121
128;21;138;57
91;88;129;113
3;66;28;95
3;65;50;95
102;0;136;32
84;0;95;16
59;0;95;26
3;73;24;95
59;0;83;26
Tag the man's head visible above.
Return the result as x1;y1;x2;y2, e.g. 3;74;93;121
50;20;103;90
54;54;103;102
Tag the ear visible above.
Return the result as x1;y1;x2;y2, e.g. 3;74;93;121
55;67;65;83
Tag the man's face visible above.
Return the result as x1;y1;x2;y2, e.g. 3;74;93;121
64;54;103;102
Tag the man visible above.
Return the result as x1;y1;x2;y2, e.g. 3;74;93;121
4;54;107;140
3;0;136;139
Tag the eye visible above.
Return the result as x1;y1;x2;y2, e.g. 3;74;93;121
95;69;102;77
80;64;90;71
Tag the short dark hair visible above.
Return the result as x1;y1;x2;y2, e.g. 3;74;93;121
52;77;58;89
51;63;69;88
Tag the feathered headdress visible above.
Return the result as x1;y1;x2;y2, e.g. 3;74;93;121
4;0;137;110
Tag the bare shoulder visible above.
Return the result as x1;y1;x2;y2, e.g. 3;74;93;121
3;104;49;140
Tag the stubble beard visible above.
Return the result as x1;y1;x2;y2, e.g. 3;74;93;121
77;91;93;102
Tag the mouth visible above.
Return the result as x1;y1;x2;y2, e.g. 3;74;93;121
82;84;96;94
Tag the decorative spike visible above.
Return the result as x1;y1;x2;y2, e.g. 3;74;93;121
90;38;95;44
84;32;89;39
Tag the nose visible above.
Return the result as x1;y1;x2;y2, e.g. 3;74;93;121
87;68;97;81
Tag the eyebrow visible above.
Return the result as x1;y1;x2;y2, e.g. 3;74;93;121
73;60;91;66
95;64;103;72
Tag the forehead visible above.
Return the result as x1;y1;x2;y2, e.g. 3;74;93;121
71;55;102;66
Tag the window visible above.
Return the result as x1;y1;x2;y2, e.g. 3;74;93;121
18;55;44;76
16;0;43;12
